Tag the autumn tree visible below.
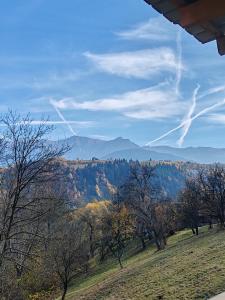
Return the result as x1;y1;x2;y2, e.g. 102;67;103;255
77;200;111;258
112;198;134;268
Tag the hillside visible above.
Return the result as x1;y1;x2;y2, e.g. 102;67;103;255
54;160;195;203
61;227;225;300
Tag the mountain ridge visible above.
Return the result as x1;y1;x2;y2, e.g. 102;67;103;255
50;135;225;163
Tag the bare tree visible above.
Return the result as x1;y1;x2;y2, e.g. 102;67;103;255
0;112;68;269
199;165;225;227
49;216;89;300
179;178;202;235
121;162;171;250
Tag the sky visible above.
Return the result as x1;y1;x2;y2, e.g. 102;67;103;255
1;0;225;147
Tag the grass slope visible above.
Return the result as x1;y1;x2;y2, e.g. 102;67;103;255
63;227;225;300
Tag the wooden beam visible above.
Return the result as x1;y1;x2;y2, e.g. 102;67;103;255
180;0;225;27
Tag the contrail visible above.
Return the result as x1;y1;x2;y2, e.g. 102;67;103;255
50;99;77;136
198;85;225;100
191;99;225;122
146;84;225;146
175;28;182;96
177;84;200;147
177;84;225;146
146;98;225;146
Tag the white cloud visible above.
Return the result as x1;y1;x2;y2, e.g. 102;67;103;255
36;120;96;128
84;48;181;79
0;120;95;127
51;83;186;120
175;29;183;95
116;18;174;41
207;113;225;124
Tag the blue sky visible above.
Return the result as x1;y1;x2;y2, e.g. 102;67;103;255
2;0;225;147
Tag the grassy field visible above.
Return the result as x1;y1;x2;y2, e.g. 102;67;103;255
60;227;225;300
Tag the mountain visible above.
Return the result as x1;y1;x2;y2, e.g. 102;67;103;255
150;146;225;164
50;135;225;163
52;136;139;160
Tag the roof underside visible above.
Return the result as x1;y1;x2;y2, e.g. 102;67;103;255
144;0;225;55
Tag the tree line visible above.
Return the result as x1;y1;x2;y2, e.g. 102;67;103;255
179;164;225;234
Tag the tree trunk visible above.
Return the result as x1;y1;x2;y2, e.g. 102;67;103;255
208;218;213;229
159;238;166;250
219;217;224;228
154;237;160;250
195;227;199;236
89;225;94;258
153;231;161;251
99;250;106;263
140;237;146;250
153;229;165;251
163;236;167;246
61;283;68;300
0;239;7;268
220;205;225;228
118;256;123;269
191;228;196;235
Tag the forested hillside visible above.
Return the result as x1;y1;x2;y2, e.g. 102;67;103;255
54;159;199;204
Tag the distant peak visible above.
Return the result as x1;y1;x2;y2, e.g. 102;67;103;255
114;137;124;140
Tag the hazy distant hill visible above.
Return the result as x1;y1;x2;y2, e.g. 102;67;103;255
102;148;184;161
150;146;225;164
49;135;225;163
